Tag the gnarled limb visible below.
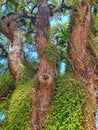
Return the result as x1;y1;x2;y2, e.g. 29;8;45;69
0;12;36;81
0;16;24;81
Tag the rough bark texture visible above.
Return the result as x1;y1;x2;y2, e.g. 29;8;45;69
69;0;98;129
0;17;24;81
29;0;56;129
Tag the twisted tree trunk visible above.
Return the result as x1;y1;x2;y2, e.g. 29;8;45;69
69;0;98;129
29;0;56;129
0;17;24;82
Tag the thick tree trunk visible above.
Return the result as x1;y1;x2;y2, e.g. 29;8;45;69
29;0;56;130
69;0;98;129
0;17;24;82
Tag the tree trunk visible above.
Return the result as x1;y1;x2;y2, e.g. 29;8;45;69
29;0;56;129
69;0;98;129
0;17;24;82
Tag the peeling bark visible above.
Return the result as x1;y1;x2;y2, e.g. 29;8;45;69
0;17;24;81
69;0;98;129
29;0;56;129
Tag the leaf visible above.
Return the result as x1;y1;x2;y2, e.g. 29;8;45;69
0;0;4;6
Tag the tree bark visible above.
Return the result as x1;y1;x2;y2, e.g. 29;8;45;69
69;0;98;129
0;12;36;82
0;17;24;82
29;0;56;129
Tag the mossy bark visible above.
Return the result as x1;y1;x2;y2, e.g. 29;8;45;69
69;0;98;129
29;0;56;129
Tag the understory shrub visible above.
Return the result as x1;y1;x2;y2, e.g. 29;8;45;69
45;74;87;130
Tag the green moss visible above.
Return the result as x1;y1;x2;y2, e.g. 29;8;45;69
4;80;35;130
90;31;98;58
91;42;98;58
45;74;87;130
44;43;60;65
3;60;37;130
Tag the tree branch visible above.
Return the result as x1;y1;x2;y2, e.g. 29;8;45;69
61;0;64;5
9;12;36;21
24;29;34;35
0;12;37;39
17;19;26;27
31;5;37;14
50;4;72;16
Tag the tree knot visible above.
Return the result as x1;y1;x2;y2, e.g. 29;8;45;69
39;73;52;85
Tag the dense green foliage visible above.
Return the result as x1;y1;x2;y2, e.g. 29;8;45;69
45;74;87;130
44;43;60;65
0;74;15;98
2;62;37;130
4;80;35;130
0;60;37;130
